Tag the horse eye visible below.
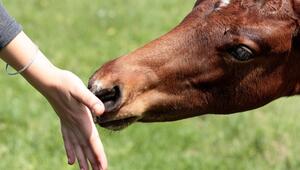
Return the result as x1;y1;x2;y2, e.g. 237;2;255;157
228;45;254;61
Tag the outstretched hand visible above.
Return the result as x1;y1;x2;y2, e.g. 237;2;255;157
0;32;107;170
43;70;107;170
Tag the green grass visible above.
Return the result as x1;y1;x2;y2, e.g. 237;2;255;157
0;0;300;169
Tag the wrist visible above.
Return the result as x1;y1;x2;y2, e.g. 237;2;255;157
21;53;62;95
0;31;61;95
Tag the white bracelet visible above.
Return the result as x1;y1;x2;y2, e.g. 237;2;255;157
5;46;40;76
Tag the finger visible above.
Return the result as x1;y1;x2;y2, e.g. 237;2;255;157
76;123;107;170
71;86;105;116
75;145;89;170
84;146;100;170
74;113;108;170
79;127;102;170
87;127;108;170
76;122;107;170
61;124;76;165
69;131;89;170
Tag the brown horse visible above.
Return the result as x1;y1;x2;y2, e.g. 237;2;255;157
88;0;300;130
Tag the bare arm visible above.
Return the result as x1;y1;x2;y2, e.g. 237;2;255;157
0;31;107;170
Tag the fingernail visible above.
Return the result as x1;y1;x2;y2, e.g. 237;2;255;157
93;103;104;114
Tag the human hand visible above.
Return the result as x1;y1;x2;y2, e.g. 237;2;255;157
42;69;108;170
0;32;107;170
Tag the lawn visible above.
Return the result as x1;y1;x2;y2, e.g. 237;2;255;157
0;0;300;170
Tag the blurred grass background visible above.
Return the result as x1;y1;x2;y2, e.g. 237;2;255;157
0;0;299;170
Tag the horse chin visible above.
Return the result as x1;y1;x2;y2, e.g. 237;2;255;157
96;116;139;131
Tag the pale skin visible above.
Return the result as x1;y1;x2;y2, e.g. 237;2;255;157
0;31;107;170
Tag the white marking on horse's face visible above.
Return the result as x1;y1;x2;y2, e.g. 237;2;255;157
216;0;231;10
220;0;231;6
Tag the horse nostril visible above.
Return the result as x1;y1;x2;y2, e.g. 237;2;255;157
94;86;122;112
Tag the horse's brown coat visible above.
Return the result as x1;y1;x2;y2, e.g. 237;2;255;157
89;0;300;130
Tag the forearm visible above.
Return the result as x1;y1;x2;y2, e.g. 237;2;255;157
0;31;59;94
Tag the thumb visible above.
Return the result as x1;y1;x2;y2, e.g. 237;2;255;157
72;86;105;116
